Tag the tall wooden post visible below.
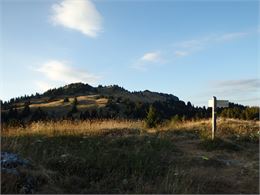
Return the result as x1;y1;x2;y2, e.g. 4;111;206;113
212;96;217;140
208;97;228;140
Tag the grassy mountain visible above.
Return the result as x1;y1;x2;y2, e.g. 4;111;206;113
43;83;179;102
1;83;185;122
1;83;258;124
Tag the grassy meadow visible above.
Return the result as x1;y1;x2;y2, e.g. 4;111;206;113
1;118;259;194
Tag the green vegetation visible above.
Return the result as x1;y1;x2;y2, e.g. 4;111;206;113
220;104;259;120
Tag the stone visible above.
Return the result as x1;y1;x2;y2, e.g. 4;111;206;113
1;152;30;169
1;152;35;194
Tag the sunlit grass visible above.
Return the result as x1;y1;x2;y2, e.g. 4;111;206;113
2;118;259;138
2;119;144;137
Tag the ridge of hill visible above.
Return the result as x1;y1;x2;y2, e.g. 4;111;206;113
1;82;185;122
1;83;259;124
42;82;179;103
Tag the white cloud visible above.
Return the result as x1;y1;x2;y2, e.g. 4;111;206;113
141;52;161;62
51;0;102;37
36;60;100;85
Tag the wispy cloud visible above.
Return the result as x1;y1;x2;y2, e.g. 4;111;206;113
207;78;260;106
215;79;260;89
215;32;248;41
174;51;189;57
213;79;260;94
174;31;249;57
132;51;163;71
51;0;103;38
131;29;252;71
189;79;260;107
35;60;100;91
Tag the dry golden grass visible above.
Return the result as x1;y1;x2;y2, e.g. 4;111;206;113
163;117;259;138
2;118;259;139
20;95;108;112
2;119;145;137
95;98;108;105
30;99;64;108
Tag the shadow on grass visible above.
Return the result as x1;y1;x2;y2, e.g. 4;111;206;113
198;138;242;152
159;128;201;140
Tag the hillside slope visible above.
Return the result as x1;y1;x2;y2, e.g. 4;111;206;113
1;83;186;121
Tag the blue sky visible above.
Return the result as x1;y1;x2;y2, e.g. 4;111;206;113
0;0;259;106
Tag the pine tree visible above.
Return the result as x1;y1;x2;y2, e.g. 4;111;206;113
31;107;47;121
73;97;78;105
71;103;78;113
80;112;85;120
63;97;69;103
145;105;158;128
21;103;30;118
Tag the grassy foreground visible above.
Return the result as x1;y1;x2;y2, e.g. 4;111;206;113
1;118;259;194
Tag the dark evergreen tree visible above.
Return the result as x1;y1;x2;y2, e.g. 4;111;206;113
66;111;73;119
145;105;158;128
84;110;90;119
73;97;78;105
80;112;85;120
31;108;47;121
71;103;78;113
63;97;69;103
90;109;97;118
21;103;31;118
7;107;18;119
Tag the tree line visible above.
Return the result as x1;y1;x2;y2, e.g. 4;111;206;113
1;96;258;127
